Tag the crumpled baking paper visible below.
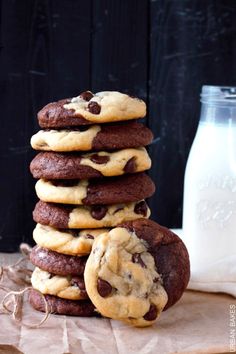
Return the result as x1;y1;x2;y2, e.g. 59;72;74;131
0;253;235;354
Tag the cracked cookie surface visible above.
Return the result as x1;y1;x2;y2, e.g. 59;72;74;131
30;147;151;180
31;122;153;151
84;219;190;327
35;173;155;205
38;91;146;128
29;289;96;316
31;267;88;300
30;246;87;275
33;224;107;256
33;200;150;229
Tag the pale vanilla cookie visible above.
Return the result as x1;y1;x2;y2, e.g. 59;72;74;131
33;200;150;229
31;267;88;300
30;147;151;180
84;219;190;327
35;173;155;205
33;224;108;256
31;122;153;152
31;126;101;151
38;91;146;128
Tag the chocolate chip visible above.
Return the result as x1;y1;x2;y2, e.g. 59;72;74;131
132;253;146;268
134;201;148;216
97;278;112;297
86;234;94;239
80;91;94;101
71;276;85;290
91;205;108;220
88;101;101;114
90;154;110;164
153;276;160;283
127;273;132;280
124;157;137;173
143;304;158;321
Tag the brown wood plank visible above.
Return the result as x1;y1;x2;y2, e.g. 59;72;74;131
148;0;236;228
0;0;92;250
91;0;148;100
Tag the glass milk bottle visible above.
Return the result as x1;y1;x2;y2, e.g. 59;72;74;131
183;86;236;276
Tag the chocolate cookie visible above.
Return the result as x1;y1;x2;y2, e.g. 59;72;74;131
31;267;88;300
30;246;87;275
31;122;153;152
84;219;190;327
33;200;150;229
33;224;108;256
30;148;151;180
35;173;155;205
29;289;96;316
38;91;146;128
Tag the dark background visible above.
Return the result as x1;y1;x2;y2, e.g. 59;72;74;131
1;0;236;251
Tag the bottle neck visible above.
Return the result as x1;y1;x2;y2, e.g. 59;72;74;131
200;103;236;125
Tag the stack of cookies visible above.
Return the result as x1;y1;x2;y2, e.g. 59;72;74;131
28;91;190;327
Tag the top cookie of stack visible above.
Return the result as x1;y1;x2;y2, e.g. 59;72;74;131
30;90;154;229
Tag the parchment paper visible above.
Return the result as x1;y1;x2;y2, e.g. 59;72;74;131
0;253;235;354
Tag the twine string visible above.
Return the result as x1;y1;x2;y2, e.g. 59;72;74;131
0;243;51;327
1;287;50;328
0;244;33;286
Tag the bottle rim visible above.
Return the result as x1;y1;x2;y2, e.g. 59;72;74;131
201;85;236;106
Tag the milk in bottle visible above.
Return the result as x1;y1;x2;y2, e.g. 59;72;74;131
183;86;236;278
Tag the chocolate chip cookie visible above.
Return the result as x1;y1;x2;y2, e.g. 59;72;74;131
84;219;190;327
31;122;153;152
35;173;155;205
30;246;87;275
31;267;88;300
33;200;150;229
30;148;151;180
38;91;146;128
33;224;108;256
29;289;96;316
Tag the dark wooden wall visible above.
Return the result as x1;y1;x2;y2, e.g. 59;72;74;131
1;0;236;251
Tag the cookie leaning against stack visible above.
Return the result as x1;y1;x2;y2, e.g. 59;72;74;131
29;91;156;318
